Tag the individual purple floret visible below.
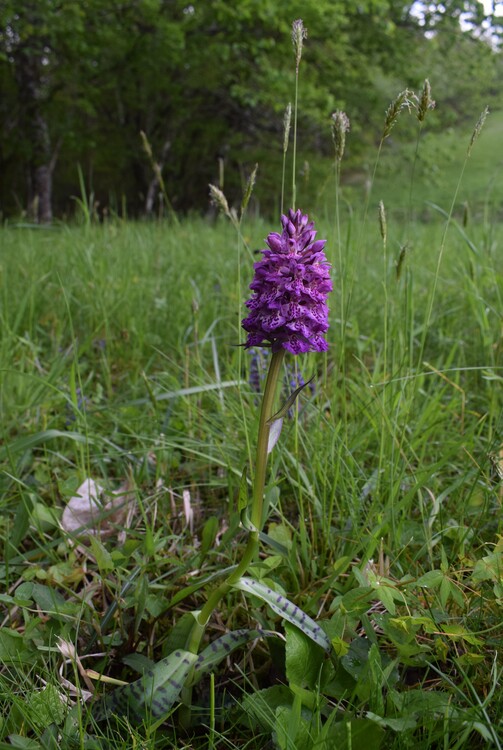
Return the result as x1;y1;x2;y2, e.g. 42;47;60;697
242;209;332;354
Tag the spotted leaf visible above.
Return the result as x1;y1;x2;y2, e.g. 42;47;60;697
232;577;331;652
93;648;197;723
188;628;276;685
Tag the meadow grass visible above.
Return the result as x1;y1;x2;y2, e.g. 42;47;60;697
0;114;502;747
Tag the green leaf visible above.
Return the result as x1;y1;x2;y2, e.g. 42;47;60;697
200;516;219;558
88;536;115;573
7;496;31;559
267;376;315;424
285;622;324;691
257;522;292;556
166;565;236;609
121;653;155;674
240;685;293;733
438;623;483;646
439;575;451;608
0;627;36;665
380;615;432;646
455;652;485;666
341;638;372;681
162;611;200;657
257;530;290;556
366;711;417;732
94;648;198;722
267;416;284;454
6;736;41;750
233;577;331;652
416;570;444;588
326;717;385;750
238;465;249;513
15;582;74;621
472;550;502;583
375;585;396;615
189;628;274;685
367;643;385;714
275;700;312;750
25;685;67;729
338;586;374;615
0;430;89;462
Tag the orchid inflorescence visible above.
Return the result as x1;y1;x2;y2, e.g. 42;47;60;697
242;208;332;355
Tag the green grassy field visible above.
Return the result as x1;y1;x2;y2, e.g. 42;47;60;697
0;110;502;749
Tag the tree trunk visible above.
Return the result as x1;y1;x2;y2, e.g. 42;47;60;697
15;44;55;224
28;113;54;224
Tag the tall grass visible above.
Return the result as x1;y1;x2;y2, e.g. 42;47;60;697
1;63;502;750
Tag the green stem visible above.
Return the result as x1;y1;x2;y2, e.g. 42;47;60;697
281;149;287;216
292;65;299;209
250;349;285;529
186;348;285;644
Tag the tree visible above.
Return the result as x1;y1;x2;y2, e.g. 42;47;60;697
0;1;89;222
0;0;500;220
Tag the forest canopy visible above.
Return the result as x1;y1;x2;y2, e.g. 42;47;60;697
1;0;502;222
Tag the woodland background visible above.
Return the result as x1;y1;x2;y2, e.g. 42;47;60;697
1;0;503;223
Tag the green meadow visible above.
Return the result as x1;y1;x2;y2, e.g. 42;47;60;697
0;109;502;749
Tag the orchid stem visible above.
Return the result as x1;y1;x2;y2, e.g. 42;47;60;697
182;349;285;716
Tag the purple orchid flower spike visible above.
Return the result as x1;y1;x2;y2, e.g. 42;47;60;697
242;209;332;354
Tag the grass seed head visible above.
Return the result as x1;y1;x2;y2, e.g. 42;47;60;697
331;110;351;164
292;19;307;70
468;106;489;156
383;89;415;139
209;184;231;219
241;163;258;216
283;102;292;154
378;200;387;245
417;79;435;122
140;130;153;159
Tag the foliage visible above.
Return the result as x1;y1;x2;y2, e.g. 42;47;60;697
0;10;502;747
0;115;501;743
0;0;501;219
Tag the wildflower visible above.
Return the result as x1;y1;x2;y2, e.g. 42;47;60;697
242;209;332;354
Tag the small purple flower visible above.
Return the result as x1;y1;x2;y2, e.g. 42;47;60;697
242;209;332;354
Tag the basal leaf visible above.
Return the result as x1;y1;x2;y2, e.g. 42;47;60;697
326;717;385;750
284;622;324;690
94;648;197;723
233;577;331;652
189;628;274;684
